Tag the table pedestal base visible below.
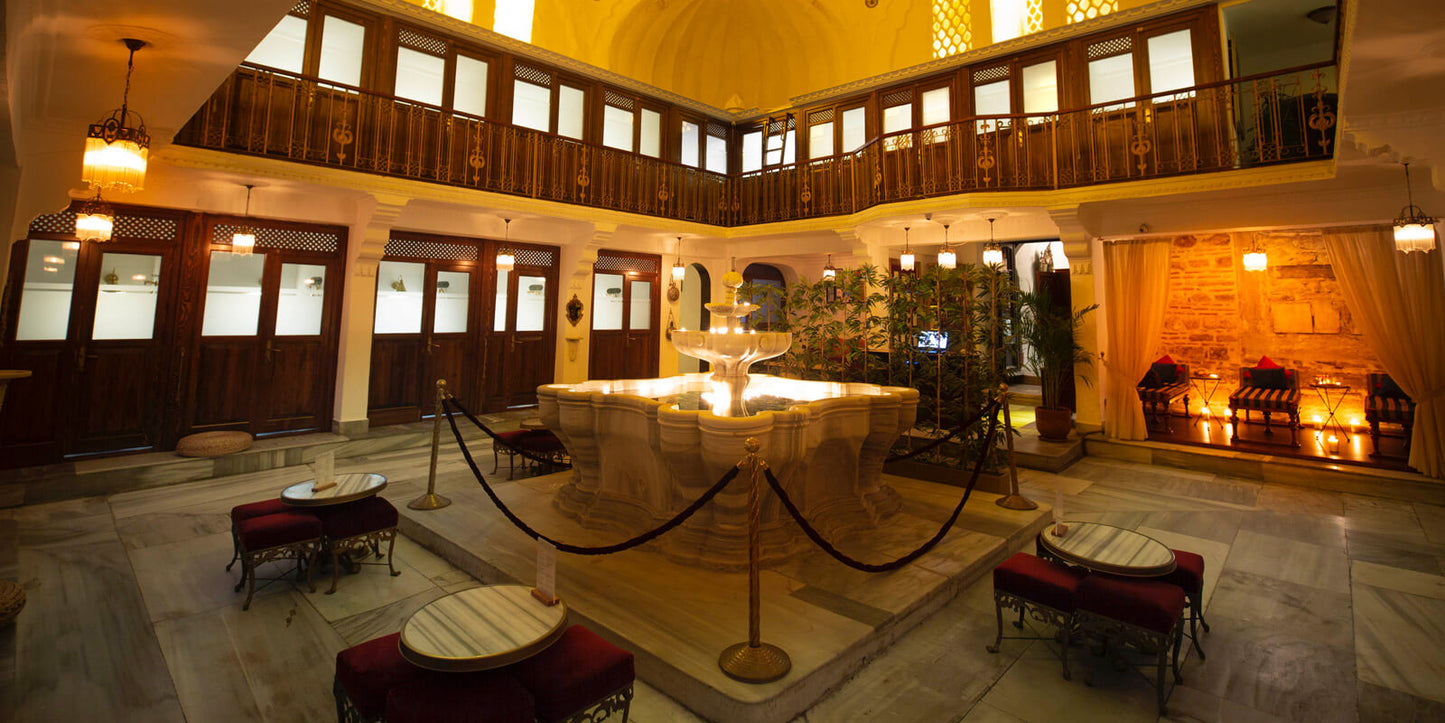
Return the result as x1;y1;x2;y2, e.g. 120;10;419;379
719;642;791;683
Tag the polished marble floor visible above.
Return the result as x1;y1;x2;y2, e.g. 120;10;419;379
1;423;1443;722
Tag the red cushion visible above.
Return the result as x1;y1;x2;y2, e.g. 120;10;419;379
1162;549;1204;593
1154;354;1175;365
511;625;635;723
385;670;536;723
231;498;289;524
316;496;399;540
993;552;1085;613
1078;575;1185;635
1256;355;1280;369
336;633;426;720
517;430;566;454
237;511;322;551
495;430;532;445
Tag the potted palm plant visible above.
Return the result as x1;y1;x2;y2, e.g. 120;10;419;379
1016;290;1097;441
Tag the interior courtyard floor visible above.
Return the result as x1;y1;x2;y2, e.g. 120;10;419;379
1;425;1443;722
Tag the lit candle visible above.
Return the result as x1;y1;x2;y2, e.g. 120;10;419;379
1312;415;1323;428
1349;417;1360;433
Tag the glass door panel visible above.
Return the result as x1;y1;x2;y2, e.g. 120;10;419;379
275;263;326;336
493;269;510;331
593;272;624;330
202;252;265;336
374;260;425;333
15;239;79;341
516;275;546;332
93;253;161;340
435;270;470;333
628;280;652;330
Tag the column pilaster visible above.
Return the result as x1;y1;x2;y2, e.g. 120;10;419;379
332;194;407;436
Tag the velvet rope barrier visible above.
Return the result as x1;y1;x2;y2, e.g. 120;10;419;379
762;400;1002;573
442;397;740;555
446;395;574;470
883;398;1004;464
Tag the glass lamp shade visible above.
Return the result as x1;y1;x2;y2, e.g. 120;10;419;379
672;261;686;282
899;251;915;271
1242;250;1268;272
82;135;148;193
937;248;957;269
75;207;114;242
822;266;837;280
496;251;516;272
982;243;1005;268
230;230;256;256
1394;222;1437;253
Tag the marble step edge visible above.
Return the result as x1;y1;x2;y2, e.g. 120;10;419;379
1082;433;1445;505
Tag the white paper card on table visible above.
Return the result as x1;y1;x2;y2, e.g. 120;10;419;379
533;538;558;605
314;452;336;492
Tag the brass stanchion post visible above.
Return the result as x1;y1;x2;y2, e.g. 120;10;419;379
995;383;1039;511
718;438;791;683
409;379;453;511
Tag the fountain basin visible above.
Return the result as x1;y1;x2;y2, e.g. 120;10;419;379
537;374;919;569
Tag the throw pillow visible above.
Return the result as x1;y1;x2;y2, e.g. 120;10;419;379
1256;355;1281;369
1252;368;1287;389
1378;375;1406;398
1150;362;1178;385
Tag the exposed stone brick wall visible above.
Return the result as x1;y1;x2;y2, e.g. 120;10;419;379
1156;231;1381;430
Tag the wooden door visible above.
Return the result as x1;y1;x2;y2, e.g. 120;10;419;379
368;259;430;426
427;264;479;411
483;253;559;410
589;252;659;381
256;255;340;433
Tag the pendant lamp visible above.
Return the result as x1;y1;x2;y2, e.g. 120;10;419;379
496;219;515;271
938;224;956;269
982;218;1004;268
231;185;256;256
1393;162;1437;253
899;226;915;271
83;39;150;193
75;193;115;242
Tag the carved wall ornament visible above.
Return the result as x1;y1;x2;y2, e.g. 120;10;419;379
566;294;584;326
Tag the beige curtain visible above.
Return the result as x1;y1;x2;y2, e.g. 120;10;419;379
1324;228;1445;478
1102;240;1173;440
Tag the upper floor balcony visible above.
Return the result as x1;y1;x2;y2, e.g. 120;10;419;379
175;59;1338;227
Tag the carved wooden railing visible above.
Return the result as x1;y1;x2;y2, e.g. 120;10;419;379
176;62;1337;226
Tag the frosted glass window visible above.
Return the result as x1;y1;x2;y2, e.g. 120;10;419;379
602;105;634;151
629;280;652;330
516;276;546;332
842;107;866;153
640;109;661;157
276;263;326;336
680;121;700;167
809;121;834;160
434;271;469;334
741;131;763;173
454;56;489;117
764;130;795;165
557;85;585;139
883;103;912;149
921;87;951;142
1148;30;1195;96
705;135;727;172
493;269;510;332
246;14;307;73
494;0;535;43
93;253;162;340
202;252;265;337
592;273;624;330
1023;61;1059;122
395;48;444;106
991;0;1030;43
974;79;1011;132
318;16;366;87
1089;53;1136;106
15;240;77;341
512;80;550;132
374;260;425;334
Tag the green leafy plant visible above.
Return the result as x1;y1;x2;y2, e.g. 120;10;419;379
1015;289;1098;411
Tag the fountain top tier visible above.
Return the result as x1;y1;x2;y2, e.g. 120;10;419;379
671;270;791;417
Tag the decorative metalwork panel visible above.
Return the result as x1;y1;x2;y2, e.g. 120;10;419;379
213;223;341;253
1069;0;1118;24
290;0;311;16
28;211;78;236
973;65;1009;84
398;28;447;56
115;215;179;241
882;88;913;107
1088;36;1132;59
515;64;552;86
932;0;973;58
384;238;479;261
512;247;556;267
594;254;658;273
707;121;729;138
604;90;634;111
809;108;834;125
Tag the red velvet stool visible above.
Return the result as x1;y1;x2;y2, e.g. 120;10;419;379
1076;574;1186;715
510;625;635;723
234;511;323;610
385;670;536;723
227;498;291;571
315;496;401;595
986;552;1086;680
1161;548;1208;660
492;430;532;479
335;632;426;723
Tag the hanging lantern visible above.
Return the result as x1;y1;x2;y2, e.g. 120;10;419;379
981;218;1004;268
672;237;686;282
822;254;837;280
497;219;516;271
82;39;150;193
75;193;115;242
899;226;915;272
1393;161;1438;253
231;185;256;257
938;224;956;269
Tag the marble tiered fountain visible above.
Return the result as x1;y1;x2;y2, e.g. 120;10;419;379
537;271;919;569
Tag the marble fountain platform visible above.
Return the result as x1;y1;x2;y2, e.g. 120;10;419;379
396;467;1051;722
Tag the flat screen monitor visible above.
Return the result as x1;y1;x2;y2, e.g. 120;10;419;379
917;330;948;351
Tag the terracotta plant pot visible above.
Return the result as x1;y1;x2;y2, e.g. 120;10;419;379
1035;406;1074;441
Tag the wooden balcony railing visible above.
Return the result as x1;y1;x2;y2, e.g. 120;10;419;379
176;63;1337;227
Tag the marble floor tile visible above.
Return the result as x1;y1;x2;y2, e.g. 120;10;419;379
1356;680;1445;722
1345;529;1444;576
128;531;289;623
1206;569;1353;649
959;701;1029;722
1352;583;1445;703
217;590;348;722
330;586;452;646
1351;560;1445;601
1163;684;1290;723
1342;494;1426;542
1238;509;1347;549
1223;529;1351;594
1137;510;1243;545
1135;526;1231;608
115;510;231;550
1412;502;1445;545
1254;483;1344;517
153;610;263;723
630;679;704;723
302;551;442;622
980;636;1161;723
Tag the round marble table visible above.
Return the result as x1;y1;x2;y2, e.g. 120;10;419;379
1036;521;1175;577
400;585;568;672
280;472;387;507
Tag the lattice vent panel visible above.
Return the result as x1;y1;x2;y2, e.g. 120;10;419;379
973;66;1010;84
604;90;635;111
291;0;311;16
707;121;729;138
1088;36;1131;58
384;238;478;261
1069;0;1118;24
509;247;556;267
932;0;973;58
594;254;658;273
882;89;914;108
29;212;177;241
514;64;552;86
28;211;78;236
398;28;447;56
213;224;341;253
809;108;834;125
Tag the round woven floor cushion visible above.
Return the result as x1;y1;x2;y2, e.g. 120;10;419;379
0;580;25;626
176;431;254;458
